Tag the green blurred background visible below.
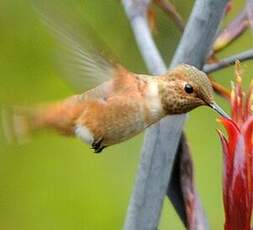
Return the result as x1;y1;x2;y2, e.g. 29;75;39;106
0;0;252;229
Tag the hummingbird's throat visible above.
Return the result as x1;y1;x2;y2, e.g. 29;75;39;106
161;94;204;114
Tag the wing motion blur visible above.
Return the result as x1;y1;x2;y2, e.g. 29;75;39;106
36;5;120;92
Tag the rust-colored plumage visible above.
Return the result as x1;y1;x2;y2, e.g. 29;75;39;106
2;12;229;153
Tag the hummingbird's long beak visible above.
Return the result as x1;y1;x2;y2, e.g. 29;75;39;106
209;102;231;119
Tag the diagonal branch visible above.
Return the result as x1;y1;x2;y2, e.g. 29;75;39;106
123;1;190;228
169;134;208;229
123;0;166;75
212;9;248;52
154;0;185;31
123;0;228;229
203;49;253;74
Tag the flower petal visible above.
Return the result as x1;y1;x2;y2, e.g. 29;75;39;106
242;116;253;209
217;130;230;219
218;118;240;154
245;80;253;119
227;135;251;230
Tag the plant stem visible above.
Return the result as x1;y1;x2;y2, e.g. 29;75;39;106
203;49;253;74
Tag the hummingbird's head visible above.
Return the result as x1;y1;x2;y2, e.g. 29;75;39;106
159;64;229;118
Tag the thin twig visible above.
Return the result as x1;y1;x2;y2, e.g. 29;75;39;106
203;49;253;74
154;0;185;31
209;78;231;100
212;9;248;52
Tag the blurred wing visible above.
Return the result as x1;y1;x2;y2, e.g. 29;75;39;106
37;9;119;92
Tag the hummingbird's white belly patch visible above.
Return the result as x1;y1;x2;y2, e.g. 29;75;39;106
75;124;94;144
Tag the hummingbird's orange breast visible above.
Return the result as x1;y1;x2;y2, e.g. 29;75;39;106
32;72;165;149
75;74;165;147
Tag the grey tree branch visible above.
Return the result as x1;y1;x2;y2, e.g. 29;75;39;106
203;49;253;74
123;0;166;75
123;1;190;227
123;0;228;229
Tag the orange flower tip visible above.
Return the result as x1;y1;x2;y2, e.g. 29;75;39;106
217;117;240;131
231;90;235;101
236;74;242;84
235;60;243;82
230;82;235;96
216;128;223;135
216;129;226;143
217;117;231;124
217;118;223;123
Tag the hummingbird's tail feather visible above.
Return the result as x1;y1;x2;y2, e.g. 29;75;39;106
1;106;37;144
1;97;85;143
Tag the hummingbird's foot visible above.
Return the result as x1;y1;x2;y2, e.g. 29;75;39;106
94;146;106;153
91;138;105;153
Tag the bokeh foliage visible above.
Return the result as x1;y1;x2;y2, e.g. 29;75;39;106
0;0;252;229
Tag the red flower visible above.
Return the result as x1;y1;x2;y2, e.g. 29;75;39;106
218;62;253;230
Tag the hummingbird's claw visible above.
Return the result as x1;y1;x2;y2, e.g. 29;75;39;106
94;146;106;153
91;138;105;153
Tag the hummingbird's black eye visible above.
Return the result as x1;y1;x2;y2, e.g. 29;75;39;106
184;83;193;94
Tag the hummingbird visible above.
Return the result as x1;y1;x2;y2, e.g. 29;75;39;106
2;12;229;153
